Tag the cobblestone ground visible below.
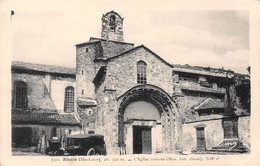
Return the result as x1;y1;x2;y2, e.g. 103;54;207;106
12;151;46;156
12;147;47;156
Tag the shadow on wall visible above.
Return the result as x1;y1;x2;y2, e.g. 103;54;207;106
180;133;195;154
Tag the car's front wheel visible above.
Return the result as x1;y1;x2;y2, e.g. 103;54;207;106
87;148;95;156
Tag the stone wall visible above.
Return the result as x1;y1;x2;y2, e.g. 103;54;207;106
12;72;56;110
90;38;134;58
97;89;119;155
12;72;75;112
182;116;250;152
51;77;75;112
182;119;224;152
92;46;174;154
106;47;173;97
76;43;99;100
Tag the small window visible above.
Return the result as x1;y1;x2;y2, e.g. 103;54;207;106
14;81;27;109
137;61;147;84
173;74;179;83
82;70;84;75
64;86;74;113
86;48;89;52
82;90;84;95
212;83;218;90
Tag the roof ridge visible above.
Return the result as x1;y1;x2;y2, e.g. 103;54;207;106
75;40;101;47
89;37;134;45
103;45;143;60
106;45;173;67
12;61;76;75
12;61;75;70
171;63;238;75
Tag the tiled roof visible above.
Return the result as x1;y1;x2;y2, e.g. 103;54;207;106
172;64;229;73
12;61;76;75
75;40;101;47
172;64;231;78
76;38;134;47
78;112;97;123
90;37;134;45
180;85;226;94
12;112;81;125
194;98;224;110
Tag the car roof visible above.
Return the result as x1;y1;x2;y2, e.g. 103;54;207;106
67;133;104;139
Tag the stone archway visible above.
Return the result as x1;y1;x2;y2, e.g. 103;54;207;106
117;84;178;154
123;101;160;154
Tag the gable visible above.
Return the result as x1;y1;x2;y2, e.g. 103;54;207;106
103;45;174;97
107;45;173;68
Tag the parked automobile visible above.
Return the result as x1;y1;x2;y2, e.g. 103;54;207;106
60;133;106;156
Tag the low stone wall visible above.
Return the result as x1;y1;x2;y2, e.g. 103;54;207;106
182;119;224;152
182;116;250;152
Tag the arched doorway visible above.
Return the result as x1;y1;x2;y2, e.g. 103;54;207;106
117;84;178;154
124;101;160;154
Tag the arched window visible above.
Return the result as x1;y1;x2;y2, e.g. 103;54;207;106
51;127;57;137
109;15;116;31
14;81;27;109
137;61;147;84
64;86;74;113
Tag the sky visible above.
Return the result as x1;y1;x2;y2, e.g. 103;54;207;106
9;1;249;74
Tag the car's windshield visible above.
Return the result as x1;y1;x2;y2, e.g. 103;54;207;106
67;138;80;146
82;138;104;145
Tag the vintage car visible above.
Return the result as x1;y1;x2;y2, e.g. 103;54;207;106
60;133;107;156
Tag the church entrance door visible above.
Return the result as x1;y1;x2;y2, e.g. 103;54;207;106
133;126;152;154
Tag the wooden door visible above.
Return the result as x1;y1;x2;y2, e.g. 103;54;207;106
133;126;152;154
142;128;152;154
133;126;142;154
196;127;206;151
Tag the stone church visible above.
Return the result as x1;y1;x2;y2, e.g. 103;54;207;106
11;11;250;155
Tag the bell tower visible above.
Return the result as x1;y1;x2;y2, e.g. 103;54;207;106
101;10;124;42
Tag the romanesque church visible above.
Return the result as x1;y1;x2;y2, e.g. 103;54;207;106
11;11;250;155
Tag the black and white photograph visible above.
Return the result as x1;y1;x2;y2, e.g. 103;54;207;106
1;0;260;166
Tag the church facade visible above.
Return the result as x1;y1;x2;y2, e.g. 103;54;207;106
11;11;250;155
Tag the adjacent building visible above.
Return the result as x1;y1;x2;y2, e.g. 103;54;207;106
11;62;81;153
